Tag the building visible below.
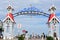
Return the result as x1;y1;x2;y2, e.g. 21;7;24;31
3;5;15;39
48;5;60;40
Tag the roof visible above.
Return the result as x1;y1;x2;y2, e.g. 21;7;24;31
48;5;56;11
48;13;59;22
7;6;14;11
3;13;15;22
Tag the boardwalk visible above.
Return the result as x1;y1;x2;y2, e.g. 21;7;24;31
28;38;46;40
0;38;18;40
0;38;45;40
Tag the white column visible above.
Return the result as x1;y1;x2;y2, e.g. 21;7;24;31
56;24;59;40
3;24;7;40
50;23;53;37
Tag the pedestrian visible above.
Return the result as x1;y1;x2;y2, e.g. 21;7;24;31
25;34;29;40
56;37;58;40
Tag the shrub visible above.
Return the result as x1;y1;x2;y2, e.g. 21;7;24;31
18;34;25;40
46;36;54;40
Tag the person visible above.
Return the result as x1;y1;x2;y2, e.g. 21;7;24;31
25;34;29;40
41;33;45;40
56;37;58;40
43;33;45;39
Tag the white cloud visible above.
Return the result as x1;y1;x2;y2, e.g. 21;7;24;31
29;0;40;3
23;0;40;4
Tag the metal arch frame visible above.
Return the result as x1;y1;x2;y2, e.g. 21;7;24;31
13;7;49;17
13;11;49;17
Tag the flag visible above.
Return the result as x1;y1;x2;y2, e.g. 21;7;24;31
17;24;22;29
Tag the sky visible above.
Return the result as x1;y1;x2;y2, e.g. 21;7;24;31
0;0;60;36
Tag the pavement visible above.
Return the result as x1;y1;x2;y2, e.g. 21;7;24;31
0;38;18;40
1;38;60;40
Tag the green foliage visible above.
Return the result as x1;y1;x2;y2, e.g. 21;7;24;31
0;28;4;31
46;36;54;40
18;34;25;40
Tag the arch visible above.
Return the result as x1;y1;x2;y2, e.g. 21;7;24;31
13;6;49;17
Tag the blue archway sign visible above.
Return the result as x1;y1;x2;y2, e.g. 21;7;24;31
13;6;49;17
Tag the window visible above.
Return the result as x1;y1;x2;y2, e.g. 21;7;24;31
6;18;12;25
